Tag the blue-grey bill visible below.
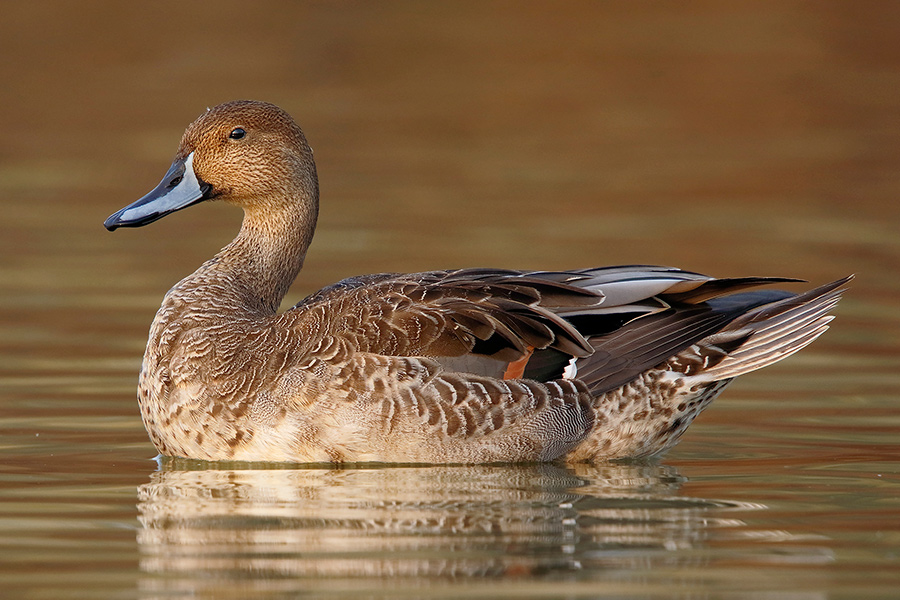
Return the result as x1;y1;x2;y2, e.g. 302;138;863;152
104;152;209;230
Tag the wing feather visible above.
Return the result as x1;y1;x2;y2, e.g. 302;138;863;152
288;267;847;399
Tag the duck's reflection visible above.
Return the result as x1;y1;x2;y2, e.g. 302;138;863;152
135;460;817;596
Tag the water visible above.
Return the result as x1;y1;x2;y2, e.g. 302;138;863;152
2;2;899;598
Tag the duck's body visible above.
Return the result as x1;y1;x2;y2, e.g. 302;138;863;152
106;100;848;464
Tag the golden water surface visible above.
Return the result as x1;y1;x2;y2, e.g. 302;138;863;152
1;2;899;598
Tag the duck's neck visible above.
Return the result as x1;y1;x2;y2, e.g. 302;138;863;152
189;199;318;317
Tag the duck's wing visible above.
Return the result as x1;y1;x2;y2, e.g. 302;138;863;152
289;266;803;375
290;267;605;362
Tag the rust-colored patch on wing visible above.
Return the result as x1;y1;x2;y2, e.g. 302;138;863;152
503;346;534;379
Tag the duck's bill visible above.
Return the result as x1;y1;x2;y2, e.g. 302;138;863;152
104;152;211;230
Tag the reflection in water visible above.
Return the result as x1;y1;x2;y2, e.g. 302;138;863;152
136;461;829;596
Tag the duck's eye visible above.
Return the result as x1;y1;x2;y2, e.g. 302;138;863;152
228;128;246;140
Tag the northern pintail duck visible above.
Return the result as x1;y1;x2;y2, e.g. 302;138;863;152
105;100;850;464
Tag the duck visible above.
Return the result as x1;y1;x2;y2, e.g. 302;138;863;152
104;100;850;464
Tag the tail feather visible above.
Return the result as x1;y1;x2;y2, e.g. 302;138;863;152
564;273;850;462
684;277;850;382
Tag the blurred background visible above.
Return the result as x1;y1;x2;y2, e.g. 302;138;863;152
1;2;898;598
5;2;898;286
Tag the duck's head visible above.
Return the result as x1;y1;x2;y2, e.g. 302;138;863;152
104;100;318;231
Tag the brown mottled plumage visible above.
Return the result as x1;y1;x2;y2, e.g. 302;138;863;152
105;100;850;463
